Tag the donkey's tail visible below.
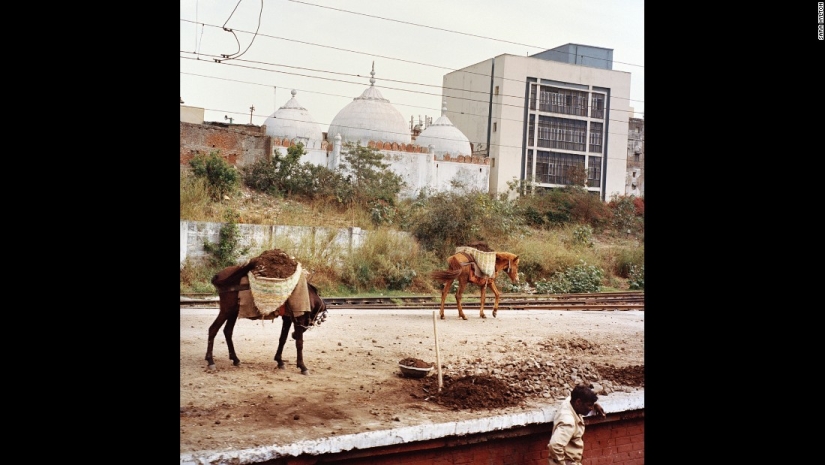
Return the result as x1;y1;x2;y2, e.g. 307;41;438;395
430;269;461;281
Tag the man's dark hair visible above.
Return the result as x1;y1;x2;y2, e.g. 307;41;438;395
571;384;598;403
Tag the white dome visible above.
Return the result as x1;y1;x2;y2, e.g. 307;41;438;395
263;90;324;145
415;111;472;156
328;65;410;147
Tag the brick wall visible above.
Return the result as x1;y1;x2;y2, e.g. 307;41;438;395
256;411;643;464
180;121;271;169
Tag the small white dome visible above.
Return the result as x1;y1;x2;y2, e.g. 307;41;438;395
415;102;472;156
328;64;410;147
263;90;324;145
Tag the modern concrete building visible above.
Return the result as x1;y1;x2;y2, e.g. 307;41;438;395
626;116;644;197
442;43;632;200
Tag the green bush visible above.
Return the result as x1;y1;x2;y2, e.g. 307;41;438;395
202;209;250;268
628;264;644;290
534;260;604;294
571;225;594;248
189;150;239;201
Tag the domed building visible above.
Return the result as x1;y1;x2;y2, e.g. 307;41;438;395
263;89;324;150
414;101;472;157
327;63;411;147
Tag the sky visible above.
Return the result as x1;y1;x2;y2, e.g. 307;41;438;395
180;0;644;132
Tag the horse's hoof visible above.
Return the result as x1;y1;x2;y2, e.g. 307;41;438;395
480;314;486;319
207;364;216;371
233;360;241;366
461;316;468;320
300;369;309;375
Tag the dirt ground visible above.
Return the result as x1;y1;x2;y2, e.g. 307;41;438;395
180;306;644;455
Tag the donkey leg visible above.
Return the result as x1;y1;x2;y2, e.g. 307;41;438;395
479;283;487;319
439;280;453;320
205;313;228;370
490;281;501;318
223;311;241;366
293;321;308;375
274;317;291;369
455;279;468;320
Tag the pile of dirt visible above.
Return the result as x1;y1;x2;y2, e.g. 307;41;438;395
594;364;644;387
399;357;433;368
417;375;522;410
251;249;298;278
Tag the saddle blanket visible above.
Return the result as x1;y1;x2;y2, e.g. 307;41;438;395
455;246;496;277
246;263;309;317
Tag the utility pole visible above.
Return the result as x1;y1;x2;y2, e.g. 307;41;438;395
249;105;255;124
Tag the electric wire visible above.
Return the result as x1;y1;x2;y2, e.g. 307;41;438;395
181;70;640;142
180;53;641;126
287;0;643;69
179;18;644;109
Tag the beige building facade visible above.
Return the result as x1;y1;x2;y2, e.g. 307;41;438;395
443;44;632;200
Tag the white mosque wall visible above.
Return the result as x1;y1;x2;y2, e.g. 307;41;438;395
431;160;490;194
181;121;490;200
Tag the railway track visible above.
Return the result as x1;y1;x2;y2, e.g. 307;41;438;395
180;290;644;311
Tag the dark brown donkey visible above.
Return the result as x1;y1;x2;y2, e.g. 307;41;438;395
205;261;328;374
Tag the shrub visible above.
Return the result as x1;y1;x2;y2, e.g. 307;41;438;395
189;150;239;201
339;144;405;208
608;194;643;235
628;264;644;290
534;260;604;294
571;225;594;248
202;209;250;268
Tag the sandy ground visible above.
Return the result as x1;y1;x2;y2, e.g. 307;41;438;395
180;306;644;455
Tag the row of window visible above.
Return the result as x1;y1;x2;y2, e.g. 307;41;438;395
525;150;602;188
527;115;602;153
529;84;605;120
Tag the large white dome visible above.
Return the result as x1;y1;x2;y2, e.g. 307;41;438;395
328;65;410;147
415;103;472;156
263;90;324;147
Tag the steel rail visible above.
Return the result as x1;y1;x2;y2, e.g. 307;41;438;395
180;291;644;311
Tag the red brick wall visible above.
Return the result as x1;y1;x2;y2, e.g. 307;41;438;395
180;121;271;169
258;411;643;464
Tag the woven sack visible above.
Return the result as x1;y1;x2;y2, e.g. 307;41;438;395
455;246;496;277
247;262;303;316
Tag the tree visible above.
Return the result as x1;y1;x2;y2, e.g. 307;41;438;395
339;143;404;208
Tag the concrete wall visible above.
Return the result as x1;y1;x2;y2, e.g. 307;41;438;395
180;220;376;268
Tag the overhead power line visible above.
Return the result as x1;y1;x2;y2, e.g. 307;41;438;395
287;0;643;69
181;54;642;122
179;18;644;107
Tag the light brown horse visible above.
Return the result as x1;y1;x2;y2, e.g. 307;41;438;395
431;251;519;320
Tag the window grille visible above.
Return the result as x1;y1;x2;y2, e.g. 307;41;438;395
589;122;603;153
535;150;585;186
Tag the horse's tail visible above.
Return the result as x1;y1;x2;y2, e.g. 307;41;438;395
430;269;461;282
